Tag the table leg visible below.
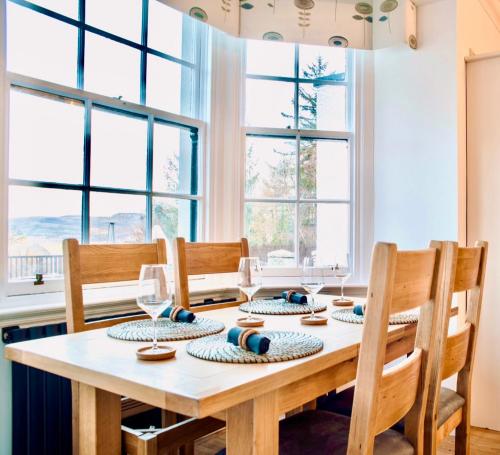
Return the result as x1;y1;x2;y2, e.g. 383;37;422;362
78;383;121;455
226;390;278;455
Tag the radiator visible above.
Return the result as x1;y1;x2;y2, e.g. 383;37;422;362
3;322;72;455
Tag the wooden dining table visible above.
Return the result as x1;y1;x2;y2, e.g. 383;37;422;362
4;296;417;455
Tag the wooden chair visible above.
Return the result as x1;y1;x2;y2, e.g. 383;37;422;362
173;237;250;311
63;238;224;455
424;241;488;455
278;241;457;454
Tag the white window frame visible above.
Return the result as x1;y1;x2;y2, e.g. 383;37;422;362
241;44;361;279
0;0;210;299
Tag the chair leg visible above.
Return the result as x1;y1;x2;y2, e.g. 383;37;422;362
180;442;194;455
71;381;80;455
455;413;470;455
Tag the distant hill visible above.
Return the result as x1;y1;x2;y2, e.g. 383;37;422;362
10;212;145;242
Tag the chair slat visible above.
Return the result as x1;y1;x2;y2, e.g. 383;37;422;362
79;243;165;284
441;323;471;380
375;349;423;434
183;242;247;276
174;238;249;309
63;238;167;332
453;247;482;292
391;249;437;314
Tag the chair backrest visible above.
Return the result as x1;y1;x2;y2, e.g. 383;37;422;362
63;238;167;333
424;241;488;451
173;237;250;310
347;241;457;454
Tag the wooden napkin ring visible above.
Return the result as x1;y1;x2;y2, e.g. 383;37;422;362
286;290;296;302
169;306;183;321
238;328;258;350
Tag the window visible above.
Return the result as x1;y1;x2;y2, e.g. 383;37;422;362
5;0;207;287
244;40;353;269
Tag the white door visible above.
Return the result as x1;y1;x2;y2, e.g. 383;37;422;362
467;54;500;431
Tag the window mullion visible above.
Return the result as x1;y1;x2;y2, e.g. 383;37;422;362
76;0;85;89
295;134;301;267
82;99;92;243
190;128;199;241
140;0;148;105
145;115;154;242
293;44;299;131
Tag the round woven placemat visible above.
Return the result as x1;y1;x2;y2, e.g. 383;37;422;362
331;309;419;325
107;317;225;342
239;299;327;315
186;331;324;364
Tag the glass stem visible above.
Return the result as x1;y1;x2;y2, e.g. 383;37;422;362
152;316;158;351
341;280;345;299
311;295;315;318
248;295;253;320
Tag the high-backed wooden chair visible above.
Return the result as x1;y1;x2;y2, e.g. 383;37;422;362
173;237;250;311
278;241;456;454
424;241;488;454
63;239;167;333
63;238;223;455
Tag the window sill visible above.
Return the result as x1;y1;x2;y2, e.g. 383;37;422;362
0;279;368;329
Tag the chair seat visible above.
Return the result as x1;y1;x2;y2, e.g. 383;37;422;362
437;387;465;427
318;386;465;431
279;410;414;455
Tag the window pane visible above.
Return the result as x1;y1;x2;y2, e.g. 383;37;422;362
245;79;294;128
90;109;147;190
245;202;295;267
153;123;195;194
152;197;195;242
86;0;142;42
246;40;295;77
8;186;82;280
147;55;194;116
30;0;78;18
245;137;296;199
300;139;349;200
298;83;347;130
9;89;84;184
84;32;140;102
90;192;146;243
7;3;77;87
299;45;346;81
148;1;195;62
299;203;349;266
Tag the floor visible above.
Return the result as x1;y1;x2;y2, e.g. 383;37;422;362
194;427;500;455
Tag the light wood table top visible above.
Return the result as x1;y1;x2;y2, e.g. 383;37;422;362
4;296;415;419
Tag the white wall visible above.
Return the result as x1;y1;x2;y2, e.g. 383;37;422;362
373;0;458;248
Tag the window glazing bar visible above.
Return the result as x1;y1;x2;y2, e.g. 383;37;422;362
9;74;205;129
9;0;197;69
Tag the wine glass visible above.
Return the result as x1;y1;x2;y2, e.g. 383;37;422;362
301;257;325;320
136;264;173;354
332;256;352;305
237;257;263;322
